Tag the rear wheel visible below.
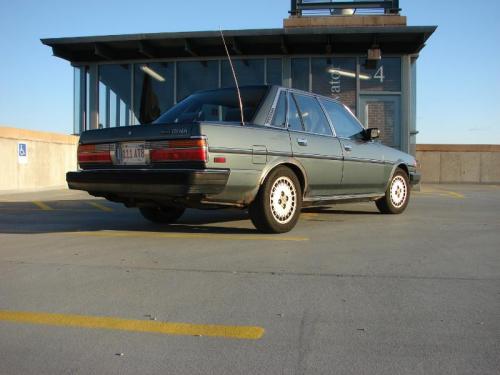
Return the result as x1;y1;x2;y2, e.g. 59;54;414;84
376;168;410;214
249;167;302;233
139;206;185;224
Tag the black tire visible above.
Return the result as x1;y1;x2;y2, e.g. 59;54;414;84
249;167;302;233
376;168;410;214
139;206;185;224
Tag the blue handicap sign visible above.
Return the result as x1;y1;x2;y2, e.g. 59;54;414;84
18;143;27;157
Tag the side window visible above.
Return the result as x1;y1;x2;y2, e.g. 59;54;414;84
293;94;333;136
287;94;304;131
271;92;287;128
320;99;364;139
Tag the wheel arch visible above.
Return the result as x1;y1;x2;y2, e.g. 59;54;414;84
397;163;410;178
258;159;308;197
384;162;410;191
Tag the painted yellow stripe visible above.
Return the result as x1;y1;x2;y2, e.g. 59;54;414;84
32;201;53;211
87;201;113;212
415;189;465;199
444;191;465;199
0;310;264;340
74;230;308;242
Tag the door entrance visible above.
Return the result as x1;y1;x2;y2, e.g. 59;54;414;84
359;95;401;149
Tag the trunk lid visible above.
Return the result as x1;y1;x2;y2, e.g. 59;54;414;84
79;123;200;144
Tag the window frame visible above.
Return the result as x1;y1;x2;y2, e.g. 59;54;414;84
319;97;366;140
287;91;306;132
270;90;288;128
291;92;334;137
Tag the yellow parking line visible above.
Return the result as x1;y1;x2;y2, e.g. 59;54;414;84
87;201;113;212
73;230;309;242
0;310;264;340
32;201;53;211
415;189;465;199
444;191;465;199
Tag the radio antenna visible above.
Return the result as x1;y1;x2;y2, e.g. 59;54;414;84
220;28;245;125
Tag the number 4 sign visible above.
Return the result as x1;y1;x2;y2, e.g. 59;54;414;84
374;66;385;83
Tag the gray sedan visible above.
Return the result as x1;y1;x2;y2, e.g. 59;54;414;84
67;85;420;233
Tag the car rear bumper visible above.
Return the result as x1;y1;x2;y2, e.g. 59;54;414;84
66;169;230;196
409;171;421;186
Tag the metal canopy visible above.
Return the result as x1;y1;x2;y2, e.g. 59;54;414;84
41;26;436;64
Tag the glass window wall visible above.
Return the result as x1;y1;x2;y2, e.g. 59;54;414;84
311;57;357;112
176;61;218;102
133;63;174;124
291;58;309;91
221;59;265;87
266;59;282;85
73;67;86;134
98;64;131;128
360;57;401;92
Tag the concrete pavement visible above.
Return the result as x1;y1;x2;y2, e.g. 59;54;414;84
0;185;499;374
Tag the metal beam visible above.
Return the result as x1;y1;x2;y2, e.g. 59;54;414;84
52;46;74;61
184;39;197;57
280;36;289;54
230;37;242;55
94;43;116;60
138;41;157;58
325;36;333;54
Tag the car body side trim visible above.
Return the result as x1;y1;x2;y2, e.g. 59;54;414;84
303;193;384;203
209;147;292;158
292;153;343;161
344;157;391;165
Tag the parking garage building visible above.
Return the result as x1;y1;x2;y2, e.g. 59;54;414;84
42;1;435;155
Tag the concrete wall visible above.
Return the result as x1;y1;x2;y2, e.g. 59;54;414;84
1;127;498;190
0;126;78;191
416;144;500;184
284;15;407;28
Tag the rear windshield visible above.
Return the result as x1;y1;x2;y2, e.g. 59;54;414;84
153;86;268;125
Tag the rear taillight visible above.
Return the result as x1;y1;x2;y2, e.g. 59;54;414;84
149;138;208;163
77;144;112;164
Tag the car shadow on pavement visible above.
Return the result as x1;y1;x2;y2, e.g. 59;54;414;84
0;200;257;235
0;199;379;235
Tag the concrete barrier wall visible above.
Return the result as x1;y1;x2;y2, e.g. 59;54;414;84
0;126;78;191
1;127;498;190
416;144;500;184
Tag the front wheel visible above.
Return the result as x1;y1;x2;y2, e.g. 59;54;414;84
249;167;302;233
139;206;185;224
376;168;410;214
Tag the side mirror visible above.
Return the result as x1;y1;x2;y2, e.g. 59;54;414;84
365;128;380;140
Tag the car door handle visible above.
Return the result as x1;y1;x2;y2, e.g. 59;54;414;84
344;145;353;152
297;138;308;146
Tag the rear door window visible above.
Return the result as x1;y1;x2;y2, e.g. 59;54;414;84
287;94;304;132
293;94;333;136
320;99;364;139
271;91;287;128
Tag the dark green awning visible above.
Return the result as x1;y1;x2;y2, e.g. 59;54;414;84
42;26;436;63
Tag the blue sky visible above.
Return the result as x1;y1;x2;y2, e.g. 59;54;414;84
0;0;499;144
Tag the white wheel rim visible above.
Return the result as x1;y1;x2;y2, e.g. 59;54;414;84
270;176;297;224
390;175;407;208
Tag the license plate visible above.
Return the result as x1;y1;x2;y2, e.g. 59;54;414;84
117;142;146;165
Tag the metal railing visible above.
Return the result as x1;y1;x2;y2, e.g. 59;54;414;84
290;0;401;16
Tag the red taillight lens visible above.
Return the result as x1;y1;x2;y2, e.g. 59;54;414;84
150;138;208;163
77;144;112;164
